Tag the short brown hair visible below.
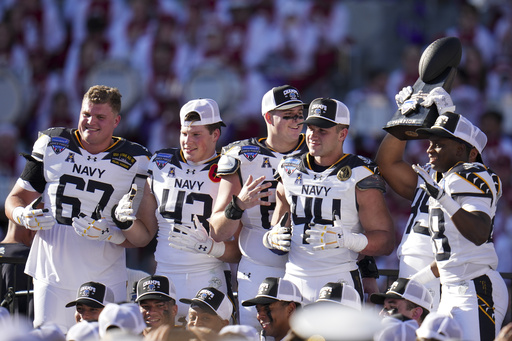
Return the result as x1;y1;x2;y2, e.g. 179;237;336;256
83;85;122;115
183;112;223;135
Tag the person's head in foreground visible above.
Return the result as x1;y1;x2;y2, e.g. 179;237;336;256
180;287;233;333
415;312;463;341
135;275;178;331
65;281;115;323
242;277;302;341
370;278;433;326
98;302;146;338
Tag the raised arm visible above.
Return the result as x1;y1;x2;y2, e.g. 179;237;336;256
375;134;419;201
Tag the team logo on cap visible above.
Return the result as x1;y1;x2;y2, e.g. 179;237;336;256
241;146;259;161
198;289;215;301
143;279;161;292
319;287;332;299
80;286;96;297
49;136;69;154
283;88;299;100
258;282;270;294
337;166;352;181
311;103;327;116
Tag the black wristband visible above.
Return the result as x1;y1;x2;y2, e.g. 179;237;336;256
224;195;244;220
111;204;133;230
357;256;379;278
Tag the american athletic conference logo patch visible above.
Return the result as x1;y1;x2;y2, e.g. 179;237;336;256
240;146;259;161
49;136;69;154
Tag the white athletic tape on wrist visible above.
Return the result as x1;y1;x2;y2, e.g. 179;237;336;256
209;241;225;258
107;228;126;245
12;206;24;225
410;266;437;285
438;194;461;217
344;232;368;252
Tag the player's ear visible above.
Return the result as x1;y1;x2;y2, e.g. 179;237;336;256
264;112;273;125
114;113;121;127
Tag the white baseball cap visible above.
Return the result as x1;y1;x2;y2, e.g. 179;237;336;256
261;85;306;115
370;278;433;311
66;321;100;341
416;312;463;340
416;112;487;162
241;277;302;306
301;98;350;128
316;282;362;311
180;98;226;127
374;319;418;341
98;303;146;338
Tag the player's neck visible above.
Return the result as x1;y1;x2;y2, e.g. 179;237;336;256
265;135;299;154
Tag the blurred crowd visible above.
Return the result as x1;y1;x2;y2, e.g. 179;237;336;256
0;0;512;279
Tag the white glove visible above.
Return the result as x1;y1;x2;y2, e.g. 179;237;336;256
395;86;413;106
421;87;456;115
412;164;460;216
72;208;126;244
262;213;291;252
113;184;137;230
305;213;368;252
12;197;56;231
168;215;225;258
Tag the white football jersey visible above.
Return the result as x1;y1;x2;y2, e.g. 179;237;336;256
22;128;151;289
397;164;432;259
429;162;502;283
277;152;384;277
150;148;228;273
218;136;308;266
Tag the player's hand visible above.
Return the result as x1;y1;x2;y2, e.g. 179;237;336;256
168;215;225;258
12;197;56;231
305;213;344;251
421;87;456;115
112;184;137;230
72;206;125;244
306;212;368;252
395;86;413;106
236;175;272;211
412;164;444;200
262;213;291;252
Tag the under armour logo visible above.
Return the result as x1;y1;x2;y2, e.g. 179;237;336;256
197;245;207;251
243;272;251;279
186;169;196;175
102;228;109;234
314;175;323;180
88;156;97;162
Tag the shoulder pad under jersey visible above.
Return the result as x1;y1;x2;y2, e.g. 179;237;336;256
217;154;241;175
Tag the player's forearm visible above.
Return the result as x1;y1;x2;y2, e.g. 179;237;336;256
210;212;241;242
216;239;242;263
122;220;155;247
361;230;395;256
451;210;491;246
